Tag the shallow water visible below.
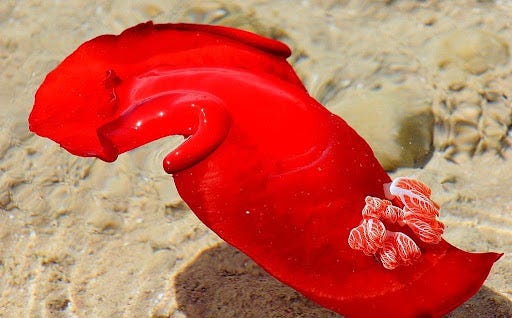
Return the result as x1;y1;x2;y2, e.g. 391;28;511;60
1;1;511;317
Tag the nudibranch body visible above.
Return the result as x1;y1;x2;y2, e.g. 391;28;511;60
29;22;501;318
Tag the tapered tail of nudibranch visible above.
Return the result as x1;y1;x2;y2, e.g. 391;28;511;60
28;22;502;318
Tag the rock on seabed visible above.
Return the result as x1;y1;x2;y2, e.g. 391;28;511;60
430;29;509;75
329;85;434;171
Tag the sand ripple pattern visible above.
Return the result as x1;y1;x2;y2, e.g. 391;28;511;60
429;29;512;163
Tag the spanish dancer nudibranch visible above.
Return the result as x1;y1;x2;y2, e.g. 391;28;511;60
28;22;502;318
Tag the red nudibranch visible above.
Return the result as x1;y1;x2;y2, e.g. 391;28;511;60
29;22;502;317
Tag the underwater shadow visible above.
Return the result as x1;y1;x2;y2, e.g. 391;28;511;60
447;285;512;318
174;243;340;318
175;243;511;318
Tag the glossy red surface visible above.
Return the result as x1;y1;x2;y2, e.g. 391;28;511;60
29;22;501;317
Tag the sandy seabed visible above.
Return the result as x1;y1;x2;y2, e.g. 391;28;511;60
1;1;511;317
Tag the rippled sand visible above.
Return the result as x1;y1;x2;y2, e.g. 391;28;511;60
1;1;511;317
